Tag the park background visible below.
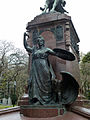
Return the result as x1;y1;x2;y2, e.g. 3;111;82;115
0;0;90;107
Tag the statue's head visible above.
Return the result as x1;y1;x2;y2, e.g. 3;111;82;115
37;35;45;46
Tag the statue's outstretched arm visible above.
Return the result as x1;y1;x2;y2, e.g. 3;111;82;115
47;48;56;56
23;32;32;53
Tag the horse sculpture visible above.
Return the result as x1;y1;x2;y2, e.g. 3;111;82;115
40;0;68;13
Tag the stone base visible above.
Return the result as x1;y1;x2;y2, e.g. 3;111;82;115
18;94;29;106
20;105;66;118
20;111;88;120
19;94;66;118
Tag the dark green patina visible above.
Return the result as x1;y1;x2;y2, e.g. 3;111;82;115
23;33;79;106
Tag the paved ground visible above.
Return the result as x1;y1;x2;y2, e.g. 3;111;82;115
21;112;88;120
0;112;21;120
0;112;88;120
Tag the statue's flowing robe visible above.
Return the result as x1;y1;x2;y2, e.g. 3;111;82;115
28;48;55;104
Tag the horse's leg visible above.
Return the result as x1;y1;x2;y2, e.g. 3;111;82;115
43;0;50;13
50;0;59;12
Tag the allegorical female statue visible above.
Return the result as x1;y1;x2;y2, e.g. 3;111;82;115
24;33;79;105
24;33;57;105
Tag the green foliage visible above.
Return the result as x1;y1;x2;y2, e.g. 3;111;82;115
0;40;29;104
0;105;13;109
86;90;90;100
80;52;90;100
11;94;18;106
82;52;90;63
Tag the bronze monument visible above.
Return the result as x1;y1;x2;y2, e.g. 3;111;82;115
24;32;78;106
18;0;85;119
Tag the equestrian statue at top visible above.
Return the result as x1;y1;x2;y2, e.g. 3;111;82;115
40;0;68;13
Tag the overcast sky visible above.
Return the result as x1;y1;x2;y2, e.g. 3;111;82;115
0;0;90;54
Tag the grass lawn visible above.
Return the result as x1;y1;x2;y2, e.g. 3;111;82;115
0;105;13;109
83;103;90;108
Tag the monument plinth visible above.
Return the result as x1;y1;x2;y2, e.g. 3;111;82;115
26;12;80;82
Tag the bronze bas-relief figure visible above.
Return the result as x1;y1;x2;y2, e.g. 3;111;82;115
24;33;78;105
40;0;68;13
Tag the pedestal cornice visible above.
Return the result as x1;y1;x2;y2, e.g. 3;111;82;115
26;13;71;30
